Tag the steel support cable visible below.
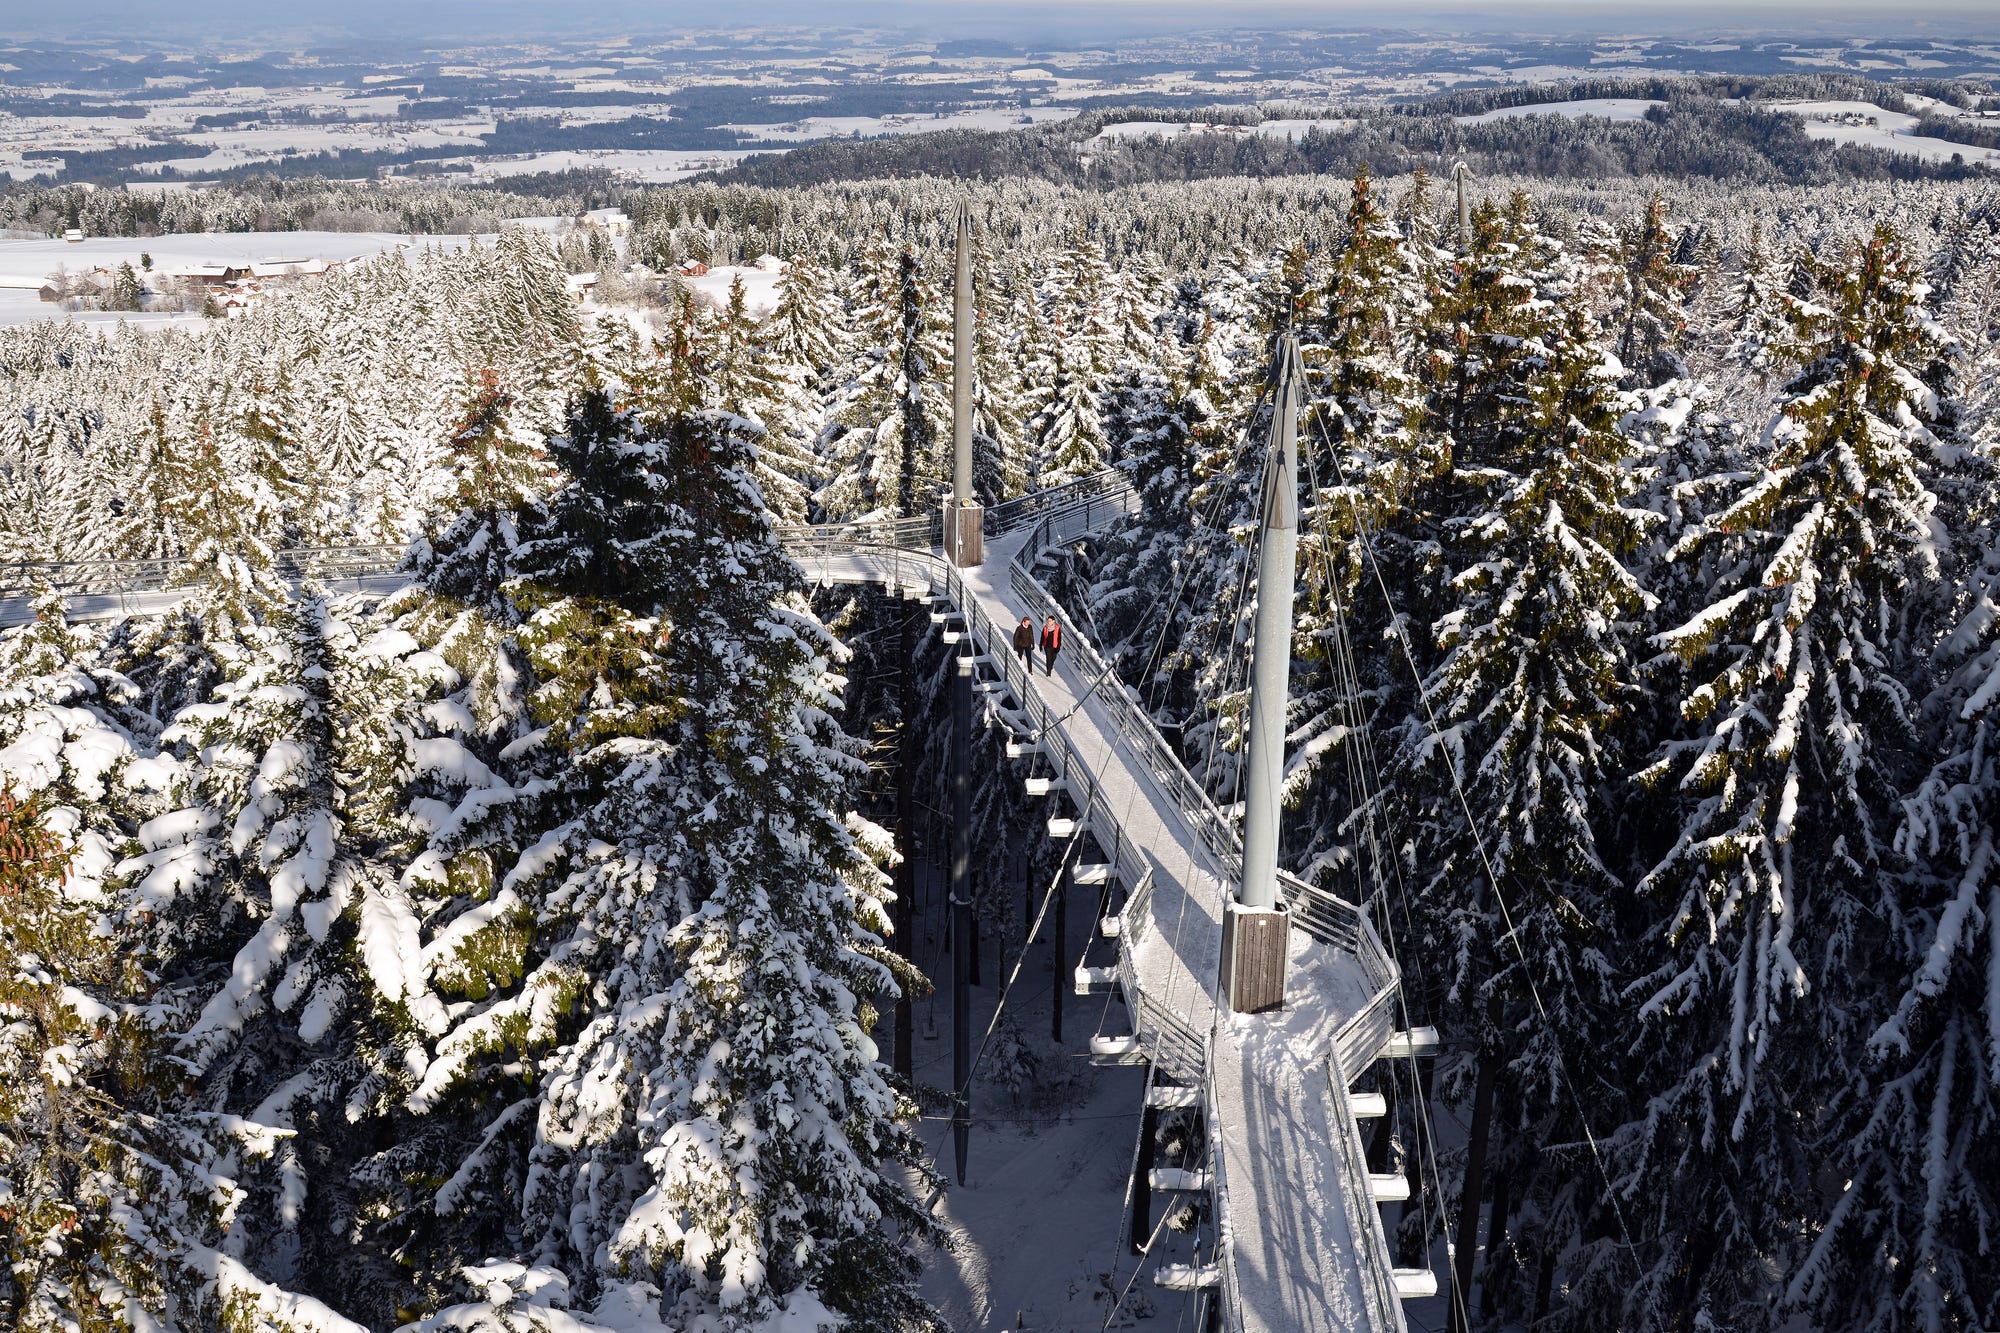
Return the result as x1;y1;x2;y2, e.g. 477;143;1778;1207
1102;1200;1183;1332
1040;410;1260;744
1299;403;1457;1325
1305;407;1643;1276
1007;413;1261;1323
1160;386;1272;1333
919;746;1088;1169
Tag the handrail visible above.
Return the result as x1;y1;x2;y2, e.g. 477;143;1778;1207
1009;516;1403;1064
0;472;1125;602
0;545;407;598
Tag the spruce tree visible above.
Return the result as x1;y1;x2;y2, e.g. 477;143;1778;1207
1629;226;1943;1329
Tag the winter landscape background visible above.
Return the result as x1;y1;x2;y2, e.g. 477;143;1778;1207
2;9;1999;1333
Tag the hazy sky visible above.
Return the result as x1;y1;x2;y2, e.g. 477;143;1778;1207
12;0;1998;44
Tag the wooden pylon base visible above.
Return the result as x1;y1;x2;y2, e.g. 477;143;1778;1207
1221;900;1289;1013
947;500;984;567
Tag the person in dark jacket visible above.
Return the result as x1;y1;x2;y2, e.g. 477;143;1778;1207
1040;615;1062;676
1013;615;1035;670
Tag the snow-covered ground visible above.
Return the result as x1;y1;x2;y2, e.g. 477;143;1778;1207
0;230;479;328
0;229;470;289
431;148;758;184
1765;99;2000;167
1454;98;1665;125
679;264;786;316
893;862;1188;1333
723;106;1079;143
1091;118;1356;144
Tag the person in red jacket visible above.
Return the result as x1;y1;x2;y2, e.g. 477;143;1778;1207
1040;614;1062;676
1013;615;1035;671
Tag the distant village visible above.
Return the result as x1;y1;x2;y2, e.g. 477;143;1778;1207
38;247;345;317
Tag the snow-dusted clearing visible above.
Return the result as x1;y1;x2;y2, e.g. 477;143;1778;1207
1765;99;2000;166
0;229;471;289
1093;118;1359;144
1453;98;1666;125
436;148;758;183
723;105;1079;143
680;263;786;316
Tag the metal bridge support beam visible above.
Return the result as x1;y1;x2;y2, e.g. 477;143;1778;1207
1453;160;1473;252
947;200;984;566
951;647;974;1186
1224;332;1303;1014
1052;851;1069;1043
894;590;918;1082
1131;1103;1158;1256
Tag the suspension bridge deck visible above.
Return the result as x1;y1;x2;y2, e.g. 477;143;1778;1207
948;524;1405;1333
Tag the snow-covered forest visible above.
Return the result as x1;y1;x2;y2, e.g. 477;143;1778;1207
3;164;2000;1331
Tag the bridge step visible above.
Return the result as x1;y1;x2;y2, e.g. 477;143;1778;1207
1098;914;1121;939
1368;1173;1412;1203
1074;965;1118;995
1023;776;1066;797
1148;1167;1211;1193
940;631;966;645
928;609;960;624
1393;1269;1441;1300
1072;861;1111;885
1384;1026;1441;1059
1152;1263;1220;1292
1145;1084;1202;1110
1047;817;1080;839
1351;1091;1388;1119
1004;739;1045;758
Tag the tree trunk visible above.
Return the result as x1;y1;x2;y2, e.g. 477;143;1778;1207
1366;1069;1396;1174
1449;1043;1500;1333
1481;1167;1513;1319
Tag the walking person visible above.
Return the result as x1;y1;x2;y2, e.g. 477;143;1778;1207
1040;614;1062;677
1013;615;1035;672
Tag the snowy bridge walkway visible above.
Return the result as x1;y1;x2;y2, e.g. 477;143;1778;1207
790;486;1422;1333
1;475;1427;1332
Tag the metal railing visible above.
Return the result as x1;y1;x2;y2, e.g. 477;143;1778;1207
984;469;1125;536
0;545;405;599
1327;1042;1415;1333
1007;511;1404;1064
0;472;1125;603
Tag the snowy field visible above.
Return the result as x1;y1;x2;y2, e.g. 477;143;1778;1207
1092;118;1358;144
435;148;758;183
723;105;1079;143
0;231;479;328
1453;98;1665;125
681;264;787;317
1765;99;2000;167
